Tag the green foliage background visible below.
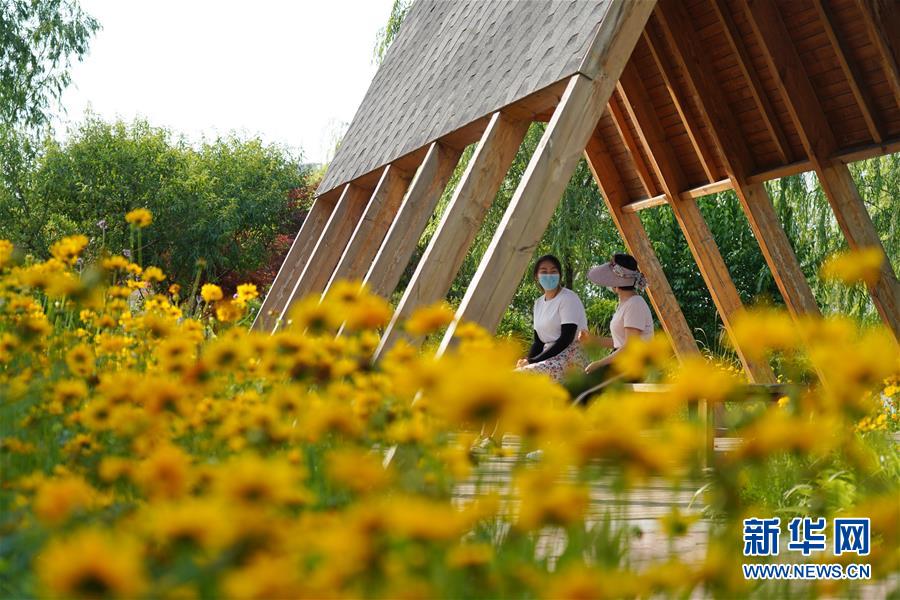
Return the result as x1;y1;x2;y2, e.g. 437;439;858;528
0;117;310;288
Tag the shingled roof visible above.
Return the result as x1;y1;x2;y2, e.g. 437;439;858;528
317;0;611;195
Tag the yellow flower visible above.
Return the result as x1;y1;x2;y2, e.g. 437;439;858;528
405;301;455;336
33;475;96;525
235;283;259;304
342;293;392;331
125;207;153;227
326;448;394;494
820;247;884;287
101;255;129;271
36;528;147;600
214;454;304;508
514;465;589;530
0;239;14;268
659;507;700;537
446;543;493;568
133;444;192;500
142;498;235;551
142;265;166;282
215;299;244;322
65;344;96;377
50;235;89;266
52;378;89;407
200;283;223;302
221;553;307;600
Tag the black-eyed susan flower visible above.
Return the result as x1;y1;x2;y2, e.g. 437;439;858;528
36;528;147;599
125;207;153;227
50;235;89;266
820;247;884;287
200;283;223;302
33;475;97;525
65;343;95;377
405;301;455;336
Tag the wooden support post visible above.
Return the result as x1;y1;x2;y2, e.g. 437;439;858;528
252;190;338;331
323;165;411;296
437;0;657;354
584;133;700;360
363;142;462;298
656;0;820;319
744;0;900;338
616;61;775;382
277;183;370;325
373;112;529;360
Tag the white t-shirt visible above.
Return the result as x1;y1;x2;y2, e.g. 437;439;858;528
533;288;588;346
610;295;654;348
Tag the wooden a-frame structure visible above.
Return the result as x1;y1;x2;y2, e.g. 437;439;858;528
256;0;900;383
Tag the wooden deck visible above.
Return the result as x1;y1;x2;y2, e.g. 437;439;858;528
453;432;900;597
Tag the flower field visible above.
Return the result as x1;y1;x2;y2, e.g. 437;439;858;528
0;214;898;599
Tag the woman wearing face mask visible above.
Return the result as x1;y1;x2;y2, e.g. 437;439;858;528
582;253;653;374
515;254;588;381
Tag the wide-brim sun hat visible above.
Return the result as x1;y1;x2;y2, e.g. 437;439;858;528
587;261;647;291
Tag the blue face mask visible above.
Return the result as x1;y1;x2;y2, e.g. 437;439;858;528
538;273;560;291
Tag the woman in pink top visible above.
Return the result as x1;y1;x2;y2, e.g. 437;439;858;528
582;253;653;374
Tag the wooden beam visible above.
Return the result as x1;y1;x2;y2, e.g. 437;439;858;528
856;0;900;110
608;93;659;196
276;184;371;325
616;60;775;382
657;0;819;319
708;0;792;164
813;0;883;143
745;0;900;338
642;28;719;182
818;162;900;335
251;189;339;331
745;137;900;183
584;133;700;360
437;0;657;354
622;178;732;212
374;112;529;360
363;142;461;299
323;165;411;296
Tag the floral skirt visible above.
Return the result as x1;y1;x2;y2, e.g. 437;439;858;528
516;342;586;382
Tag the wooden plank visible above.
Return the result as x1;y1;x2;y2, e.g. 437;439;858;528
323;165;411;296
642;27;719;182
437;0;657;354
276;184;371;325
622;178;733;212
658;0;820;319
363;142;462;299
708;0;793;163
813;0;884;142
251;190;339;331
818;163;900;336
608;93;659;196
374;112;529;360
584;133;700;360
616;61;775;383
745;0;900;338
856;0;900;110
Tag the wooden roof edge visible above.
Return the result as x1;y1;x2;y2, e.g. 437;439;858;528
746;137;900;185
314;79;570;199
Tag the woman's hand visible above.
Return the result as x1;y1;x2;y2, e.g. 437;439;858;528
585;358;609;374
516;358;529;368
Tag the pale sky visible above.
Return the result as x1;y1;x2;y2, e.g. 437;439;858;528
55;0;396;164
